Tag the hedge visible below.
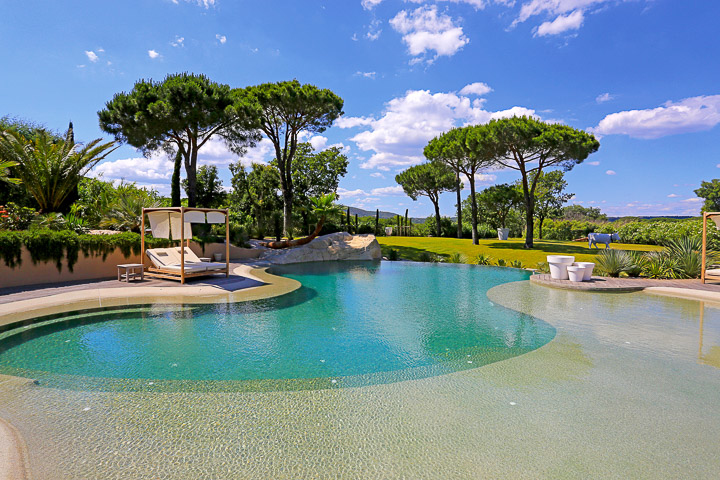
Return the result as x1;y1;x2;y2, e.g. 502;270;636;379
0;230;173;272
537;218;720;249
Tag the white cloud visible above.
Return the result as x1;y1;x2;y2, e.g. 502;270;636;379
92;156;173;185
309;135;328;151
171;36;184;47
148;50;161;59
390;5;469;63
85;51;99;62
605;169;616;175
355;71;377;79
361;0;384;9
682;197;702;203
337;188;369;198
366;19;383;41
459;82;493;96
338;87;537;170
596;92;613;103
173;0;215;8
534;9;584;36
587;160;600;166
216;34;227;44
371;185;405;196
370;172;385;178
461;173;498;190
590;94;720;139
667;194;679;198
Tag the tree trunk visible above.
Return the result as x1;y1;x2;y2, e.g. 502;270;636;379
263;217;326;249
183;140;198;208
282;189;293;239
522;182;534;249
538;215;544;239
375;209;379;235
171;150;182;207
433;200;442;237
468;175;478;245
455;172;462;238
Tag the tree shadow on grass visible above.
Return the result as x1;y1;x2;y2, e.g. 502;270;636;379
380;244;451;261
484;241;600;256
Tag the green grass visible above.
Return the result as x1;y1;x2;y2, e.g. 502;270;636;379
378;236;663;268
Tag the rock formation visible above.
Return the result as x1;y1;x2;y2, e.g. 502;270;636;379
260;233;382;264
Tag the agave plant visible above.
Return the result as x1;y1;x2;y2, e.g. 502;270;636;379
475;253;492;265
0;124;117;212
663;236;711;279
446;252;466;264
510;259;524;269
496;258;507;267
595;249;633;277
641;251;676;279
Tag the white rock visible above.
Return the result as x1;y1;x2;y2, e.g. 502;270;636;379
264;233;382;265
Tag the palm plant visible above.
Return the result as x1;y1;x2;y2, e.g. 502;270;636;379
263;193;343;248
100;185;161;232
0;159;21;185
0;124;116;212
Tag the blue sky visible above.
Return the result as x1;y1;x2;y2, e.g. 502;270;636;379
1;0;719;217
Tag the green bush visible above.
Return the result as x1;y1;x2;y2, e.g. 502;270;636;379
474;253;492;265
0;230;172;272
596;249;633;277
0;203;38;230
509;259;524;269
445;252;466;264
496;258;507;267
387;248;399;261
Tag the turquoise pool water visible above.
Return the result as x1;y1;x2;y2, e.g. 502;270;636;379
0;262;555;389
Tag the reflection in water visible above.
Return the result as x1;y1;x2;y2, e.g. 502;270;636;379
698;302;720;368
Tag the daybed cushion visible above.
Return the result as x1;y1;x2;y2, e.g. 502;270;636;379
705;268;720;276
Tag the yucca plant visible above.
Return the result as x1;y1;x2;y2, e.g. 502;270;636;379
446;252;466;264
510;259;524;269
641;251;676;279
496;258;507;267
624;250;645;277
596;249;633;277
0;124;117;212
475;253;492;265
535;261;550;274
664;236;711;279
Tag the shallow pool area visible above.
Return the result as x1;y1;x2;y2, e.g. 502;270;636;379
0;262;719;479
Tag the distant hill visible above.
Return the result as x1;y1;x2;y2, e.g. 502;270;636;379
606;215;696;222
343;206;426;223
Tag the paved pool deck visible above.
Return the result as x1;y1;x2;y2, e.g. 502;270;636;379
530;274;720;302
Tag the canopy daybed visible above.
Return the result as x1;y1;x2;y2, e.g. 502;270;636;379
701;211;720;284
140;207;230;284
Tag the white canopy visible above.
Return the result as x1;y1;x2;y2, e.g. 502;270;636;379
207;211;226;224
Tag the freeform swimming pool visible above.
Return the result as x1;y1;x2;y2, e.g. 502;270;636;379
0;262;554;390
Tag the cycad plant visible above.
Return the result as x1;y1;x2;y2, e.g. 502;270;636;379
0;159;21;185
0;124;116;212
101;184;161;232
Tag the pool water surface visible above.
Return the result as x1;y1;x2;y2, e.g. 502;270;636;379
0;262;555;390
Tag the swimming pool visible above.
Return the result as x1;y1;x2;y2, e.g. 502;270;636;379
1;262;719;479
0;261;554;390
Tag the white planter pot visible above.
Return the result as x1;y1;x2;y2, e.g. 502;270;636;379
497;228;510;240
547;255;574;264
385;227;393;236
567;265;585;282
213;253;223;262
549;262;570;280
574;262;595;281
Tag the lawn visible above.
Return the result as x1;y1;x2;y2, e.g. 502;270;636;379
377;236;663;268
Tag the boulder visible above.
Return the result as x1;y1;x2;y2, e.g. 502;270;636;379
262;233;382;265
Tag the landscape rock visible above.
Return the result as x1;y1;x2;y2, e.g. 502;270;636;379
260;232;382;264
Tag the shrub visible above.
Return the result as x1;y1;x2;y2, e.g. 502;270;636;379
387;248;399;261
535;261;550;273
446;252;466;264
0;203;37;230
596;249;633;277
496;259;507;267
475;253;492;265
641;252;676;279
509;259;524;269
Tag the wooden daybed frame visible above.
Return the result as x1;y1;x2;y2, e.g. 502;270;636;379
140;207;230;284
701;211;720;284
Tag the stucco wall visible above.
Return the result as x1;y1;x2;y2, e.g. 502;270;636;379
0;243;261;289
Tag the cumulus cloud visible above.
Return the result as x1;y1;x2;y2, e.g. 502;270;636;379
534;9;584;36
337;185;405;200
148;50;161;59
216;34;227;44
459;82;493;96
361;0;383;9
390;5;469;63
309;135;328;151
596;92;613;103
85;50;99;62
605;170;616;175
590;94;720;139
91;156;173;187
338;87;537;170
370;172;386;178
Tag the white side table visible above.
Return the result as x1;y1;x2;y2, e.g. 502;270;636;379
117;263;145;282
